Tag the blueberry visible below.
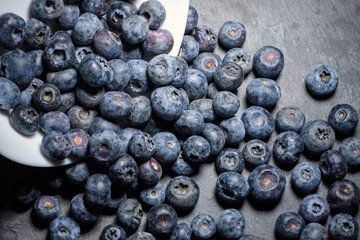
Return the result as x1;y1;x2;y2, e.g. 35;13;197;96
298;194;330;223
139;182;165;208
166;176;200;211
20;78;44;106
0;13;26;49
273;131;304;166
128;232;155;240
339;137;360;168
84;173;111;210
214;62;244;91
248;164;286;204
89;117;121;136
147;54;176;86
75;82;104;109
65;161;90;185
0;49;34;89
216;172;249;205
223;48;253;75
106;185;127;212
125;96;151;126
147;203;178;237
151;86;185;121
138;0;166;30
305;64;338;97
15;184;41;207
41;111;70;134
9;104;40;135
202;123;226;156
193;52;222;81
100;224;127;240
56;4;80;30
191;213;216;240
188;98;217;123
328;104;358;134
275;106;306;133
143;116;168;136
27;50;44;78
65;128;90;158
117;198;143;233
106;1;137;33
33;83;61;111
153;132;180;164
89;130;121;166
218;21;246;49
108;154;138;186
33;195;61;222
253;46;284;78
207;83;220;99
125;59;152;95
171;56;189;88
171;153;197;177
319;150;348;183
179;35;199;63
67;105;98;132
213;91;240;117
46;68;77;93
291;162;321;194
275;212;305;240
327;179;360;215
81;0;111;17
300;223;328;240
41;130;72;161
174;110;205;136
246;78;282;108
107;59;131;91
25;18;51;49
49;216;80;240
99;91;133;119
118;38;144;62
216;209;245;240
138;158;162;185
141;29;174;55
185;5;198;34
195;25;217;53
216;148;244;174
79;54;112;88
0;77;21;110
183;135;211;163
121;15;149;45
72;12;102;45
170;222;192;240
93;29;122;60
128;132;155;161
31;0;64;21
57;92;76;113
219;116;246;145
328;213;359;240
118;127;142;156
70;193;100;225
182;69;208;101
242;106;275;140
242;139;271;169
74;46;94;70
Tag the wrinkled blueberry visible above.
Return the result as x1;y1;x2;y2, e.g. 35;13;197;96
108;154;138;186
319;150;348;183
106;1;137;33
195;25;217;53
328;213;359;240
242;139;271;170
117;198;143;233
273;131;304;165
9;104;40;135
166;176;200;211
80;54;112;88
100;224;126;240
25;18;51;49
298;194;330;223
223;48;253;75
214;62;244;91
216;172;249;205
31;0;64;21
128;132;156;161
0;13;26;49
216;148;244;174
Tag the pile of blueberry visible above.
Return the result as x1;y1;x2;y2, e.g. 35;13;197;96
0;0;359;239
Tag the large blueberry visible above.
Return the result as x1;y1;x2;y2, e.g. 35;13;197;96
242;139;271;169
179;35;199;63
106;1;137;33
99;91;133;119
291;162;321;194
41;130;72;161
216;148;244;174
193;52;222;81
191;214;216;240
125;59;152;95
93;29;122;60
166;176;200;211
275;106;306;133
218;21;246;49
223;48;253;75
0;13;26;49
147;203;178;237
0;77;20;110
121;15;149;45
213;91;240;117
319;150;348;183
219;116;245;146
216;172;249;205
305;64;338;97
339;137;360;168
72;12;102;45
49;216;80;240
117;199;143;232
151;86;185;121
25;18;51;49
214;62;244;91
242;106;275;140
31;0;64;21
195;25;217;53
328;103;358;134
70;193;100;225
153;132;180;164
10;105;40;135
298;194;330;223
147;54;176;86
246;78;281;108
327;179;360;215
108;154;138;186
253;46;284;78
89;130;121;166
216;209;245;240
138;0;166;30
328;213;359;240
275;212;305;240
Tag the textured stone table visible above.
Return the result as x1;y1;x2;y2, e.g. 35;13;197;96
1;0;360;239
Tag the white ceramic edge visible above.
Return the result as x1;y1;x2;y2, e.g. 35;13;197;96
0;0;189;167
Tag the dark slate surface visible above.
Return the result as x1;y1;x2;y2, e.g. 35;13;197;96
1;0;360;239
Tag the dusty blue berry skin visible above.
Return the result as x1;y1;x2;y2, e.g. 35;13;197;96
0;13;26;49
327;179;360;215
138;158;162;185
128;232;155;240
148;54;176;86
31;0;64;21
195;25;217;53
99;91;133;119
339;137;360;168
126;96;151;126
183;135;211;163
65;161;90;184
216;148;244;174
93;29;122;60
65;129;90;159
202;123;226;156
185;5;198;34
89;117;121;136
80;54;112;88
175;110;205;136
147;204;178;237
273;131;304;165
108;154;138;186
128;132;156;161
28;50;44;78
138;0;166;30
34;195;61;222
300;223;328;240
188;98;217;123
43;31;76;71
153;132;180;164
247;78;282;108
242;139;271;170
291;162;321;194
107;59;130;91
117;199;143;233
328;213;359;240
182;69;208;101
56;4;80;30
10;105;40;135
140;182;165;208
41;111;70;134
170;222;192;240
275;106;306;133
219;116;245;146
223;48;253;75
171;153;197;177
0;49;35;89
33;83;61;112
180;35;199;63
166;176;200;211
193;52;222;81
118;128;142;156
216;172;249;205
67;105;98;132
208;82;221;99
49;216;80;240
248;164;286;204
171;57;189;88
0;77;20;110
74;46;94;70
151;86;185;121
216;209;245;240
89;130;121;166
70;193;100;225
214;62;244;91
142;29;174;55
81;0;111;17
218;21;246;49
25;18;51;49
100;224;127;240
253;46;284;79
41;130;72;161
56;92;75;112
214;91;240;117
300;120;335;155
191;214;216;240
75;82;104;109
107;1;137;33
328;104;359;134
305;64;338;97
121;15;149;45
275;212;305;240
241;106;275;140
299;194;330;223
84;173;111;210
20;78;44;106
125;59;152;95
72;12;102;45
319;150;348;183
46;68;77;93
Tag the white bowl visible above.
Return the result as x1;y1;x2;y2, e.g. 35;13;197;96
0;0;189;167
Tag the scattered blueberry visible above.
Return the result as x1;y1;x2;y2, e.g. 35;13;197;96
298;194;330;223
216;171;249;205
328;103;358;134
327;179;360;215
242;139;271;170
246;78;282;108
305;64;338;97
241;106;275;140
33;195;61;222
117;198;143;233
291;162;321;194
319;150;348;183
216;148;245;174
195;25;217;53
214;62;244;91
191;213;216;240
48;216;80;240
275;106;306;133
166;176;200;211
218;21;246;49
275;212;305;240
328;213;359;240
100;224;127;240
253;46;284;78
339;137;360;168
223;48;253;75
